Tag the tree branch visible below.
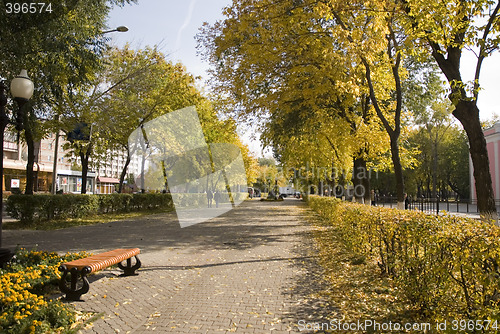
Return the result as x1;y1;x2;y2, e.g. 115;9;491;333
474;0;500;100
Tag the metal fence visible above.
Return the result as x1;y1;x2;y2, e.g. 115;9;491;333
376;196;499;215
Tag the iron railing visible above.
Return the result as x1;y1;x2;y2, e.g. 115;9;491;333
375;196;500;215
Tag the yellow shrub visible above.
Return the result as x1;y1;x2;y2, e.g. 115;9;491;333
308;196;500;321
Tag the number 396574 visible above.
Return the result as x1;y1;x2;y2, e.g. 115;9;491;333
5;3;53;14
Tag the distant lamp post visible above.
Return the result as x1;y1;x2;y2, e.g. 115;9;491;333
102;26;129;34
0;69;33;265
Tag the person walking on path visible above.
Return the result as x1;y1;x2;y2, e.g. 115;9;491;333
207;190;213;208
214;190;221;208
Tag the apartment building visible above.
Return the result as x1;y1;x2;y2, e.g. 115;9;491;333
94;148;141;194
2;132;141;194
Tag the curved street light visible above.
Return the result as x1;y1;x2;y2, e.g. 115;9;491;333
50;25;129;195
102;25;129;34
0;70;33;264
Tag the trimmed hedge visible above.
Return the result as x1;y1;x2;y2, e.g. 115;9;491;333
6;193;174;224
6;191;247;224
308;196;500;321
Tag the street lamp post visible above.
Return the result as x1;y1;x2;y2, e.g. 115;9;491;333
50;25;128;195
0;70;34;264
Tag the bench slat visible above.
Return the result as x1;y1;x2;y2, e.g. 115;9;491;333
62;248;140;273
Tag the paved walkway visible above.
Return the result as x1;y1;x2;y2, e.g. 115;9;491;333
3;199;338;333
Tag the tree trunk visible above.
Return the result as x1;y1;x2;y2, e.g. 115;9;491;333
51;111;61;194
162;161;170;193
453;100;497;220
51;131;60;194
140;153;146;193
432;132;438;199
118;151;131;193
80;151;88;194
353;156;371;204
337;170;347;199
80;144;91;194
390;136;405;209
328;160;336;196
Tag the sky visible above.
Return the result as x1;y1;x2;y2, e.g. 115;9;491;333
107;0;270;156
107;0;500;156
107;0;230;80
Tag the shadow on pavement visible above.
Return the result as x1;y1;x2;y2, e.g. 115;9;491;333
138;255;317;272
3;199;309;254
282;230;341;333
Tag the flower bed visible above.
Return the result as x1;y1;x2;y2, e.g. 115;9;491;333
0;249;90;333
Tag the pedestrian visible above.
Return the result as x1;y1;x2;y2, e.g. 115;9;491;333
214;190;221;208
207;190;213;208
371;190;376;206
404;193;409;210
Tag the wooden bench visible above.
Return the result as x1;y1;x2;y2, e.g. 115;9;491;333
58;248;141;301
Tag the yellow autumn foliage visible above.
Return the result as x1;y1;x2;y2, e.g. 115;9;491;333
309;195;500;322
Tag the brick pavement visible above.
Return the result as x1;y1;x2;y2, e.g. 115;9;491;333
3;199;339;333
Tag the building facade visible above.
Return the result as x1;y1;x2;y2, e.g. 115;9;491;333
471;122;500;202
2;131;140;194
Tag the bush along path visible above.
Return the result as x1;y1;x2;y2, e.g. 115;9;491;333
308;195;500;333
6;193;175;225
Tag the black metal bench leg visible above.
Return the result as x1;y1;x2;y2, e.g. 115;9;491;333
58;265;90;301
118;255;141;276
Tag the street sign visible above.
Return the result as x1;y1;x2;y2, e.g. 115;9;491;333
11;179;20;188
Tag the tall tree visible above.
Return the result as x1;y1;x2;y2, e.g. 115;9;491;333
440;127;470;199
100;45;201;192
99;46;257;193
400;0;500;219
406;124;470;199
321;0;417;208
59;84;110;194
198;0;392;201
0;0;136;194
404;57;454;198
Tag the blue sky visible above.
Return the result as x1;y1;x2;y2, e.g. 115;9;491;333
107;0;231;83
